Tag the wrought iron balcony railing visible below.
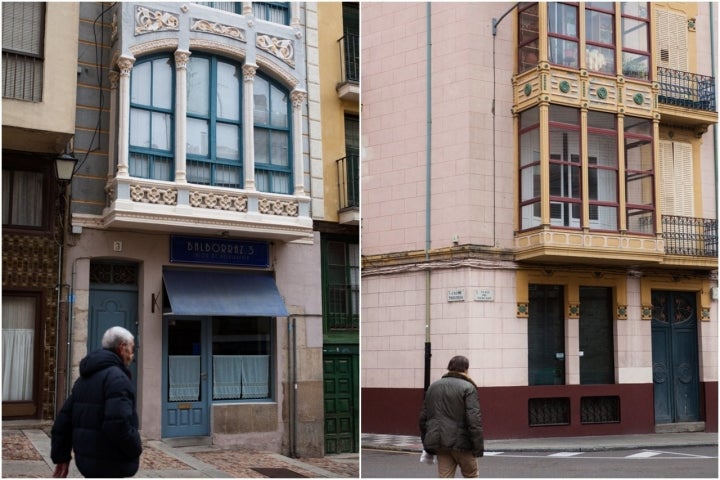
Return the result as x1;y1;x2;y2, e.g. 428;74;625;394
337;153;359;210
338;31;359;84
662;215;718;257
657;67;716;112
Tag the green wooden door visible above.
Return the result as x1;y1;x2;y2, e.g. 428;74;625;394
528;284;565;385
323;349;358;454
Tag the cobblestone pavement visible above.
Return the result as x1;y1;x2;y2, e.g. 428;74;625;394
2;429;359;478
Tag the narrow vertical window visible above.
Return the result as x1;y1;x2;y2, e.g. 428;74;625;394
323;239;359;333
549;106;581;228
2;296;37;402
587;111;618;231
624;117;654;234
548;2;578;68
1;2;44;101
585;2;615;74
621;2;650;80
519;107;541;230
518;3;539;73
129;56;175;180
254;75;291;194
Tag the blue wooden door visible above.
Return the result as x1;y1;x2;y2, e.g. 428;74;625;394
162;318;210;437
651;291;700;424
88;287;138;388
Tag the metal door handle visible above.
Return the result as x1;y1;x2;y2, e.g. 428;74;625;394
200;372;208;380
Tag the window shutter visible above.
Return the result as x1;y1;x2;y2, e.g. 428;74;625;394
655;9;688;71
2;2;44;56
659;140;694;217
673;142;694;217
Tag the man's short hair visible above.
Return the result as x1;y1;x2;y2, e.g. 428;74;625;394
447;355;469;373
102;326;134;351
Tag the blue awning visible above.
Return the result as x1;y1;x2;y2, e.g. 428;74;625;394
163;269;288;317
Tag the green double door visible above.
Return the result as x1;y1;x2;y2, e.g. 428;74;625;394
323;347;358;454
651;291;700;424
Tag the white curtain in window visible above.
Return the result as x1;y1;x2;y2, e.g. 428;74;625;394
12;171;43;226
2;297;35;401
213;355;243;399
168;355;200;401
240;355;270;399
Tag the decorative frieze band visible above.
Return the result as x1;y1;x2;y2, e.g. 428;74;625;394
189;191;248;212
258;197;299;217
129;184;178;205
256;35;295;67
135;6;179;35
191;19;246;42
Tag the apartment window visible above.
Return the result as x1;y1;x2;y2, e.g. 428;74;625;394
194;2;241;14
621;3;650;79
253;2;290;25
2;168;46;229
659;140;694;218
587;111;618;231
518;3;540;73
254;75;291;194
585;2;615;74
2;295;39;404
519;107;541;229
548;2;578;68
624;117;654;234
323;238;359;334
130;55;175;181
2;2;44;102
187;55;243;188
549;106;581;228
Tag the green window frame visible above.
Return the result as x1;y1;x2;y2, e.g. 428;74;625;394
322;237;359;340
129;55;175;181
186;54;243;188
254;74;291;194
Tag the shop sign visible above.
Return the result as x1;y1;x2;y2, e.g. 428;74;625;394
170;235;269;267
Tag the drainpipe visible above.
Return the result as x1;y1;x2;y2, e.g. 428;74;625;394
288;317;297;458
710;2;718;215
424;2;432;392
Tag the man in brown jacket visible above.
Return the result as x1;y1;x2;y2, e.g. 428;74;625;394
419;355;484;477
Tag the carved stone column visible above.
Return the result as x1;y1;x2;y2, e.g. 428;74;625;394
116;55;135;178
243;64;258;191
291;90;307;196
108;71;119;180
174;50;191;183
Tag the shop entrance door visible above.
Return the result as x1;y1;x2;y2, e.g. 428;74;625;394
162;318;210;437
651;291;700;424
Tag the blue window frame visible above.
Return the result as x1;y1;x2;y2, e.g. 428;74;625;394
129;55;175;180
186;55;243;188
254;74;291;194
252;2;289;25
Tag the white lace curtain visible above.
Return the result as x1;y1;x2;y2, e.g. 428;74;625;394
213;355;269;400
2;297;35;401
169;355;201;401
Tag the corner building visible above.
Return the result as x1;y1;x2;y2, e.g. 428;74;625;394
62;2;327;456
361;2;717;439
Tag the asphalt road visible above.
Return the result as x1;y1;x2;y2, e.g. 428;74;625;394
361;446;718;478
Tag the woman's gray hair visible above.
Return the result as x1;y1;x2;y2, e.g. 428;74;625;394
101;326;134;350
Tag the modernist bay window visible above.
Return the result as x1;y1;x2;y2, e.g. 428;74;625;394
124;52;294;195
585;3;615;74
621;3;650;80
519;107;648;233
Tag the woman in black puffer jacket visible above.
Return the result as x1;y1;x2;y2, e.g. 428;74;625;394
419;355;484;478
51;327;142;478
